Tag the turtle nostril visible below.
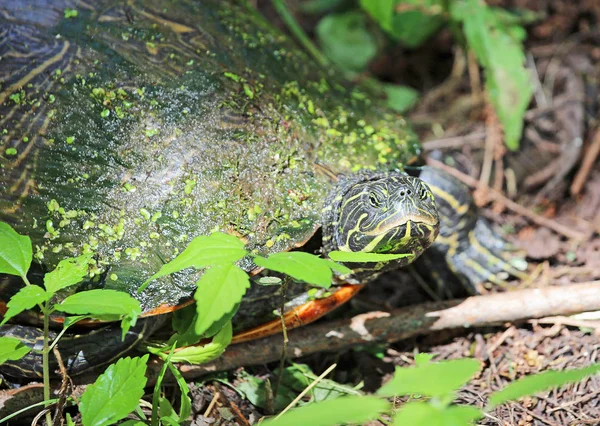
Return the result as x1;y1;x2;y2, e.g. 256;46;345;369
400;190;406;197
407;189;412;195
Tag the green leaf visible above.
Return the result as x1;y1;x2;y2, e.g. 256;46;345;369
316;12;377;73
360;0;394;32
142;232;247;287
194;264;249;336
44;254;92;295
488;363;600;408
1;285;48;325
393;401;482;426
56;289;141;320
79;355;149;426
377;358;481;397
167;361;192;420
254;252;334;288
0;336;31;365
455;0;532;150
119;422;147;426
414;352;435;366
165;321;232;364
0;222;32;279
388;2;445;48
383;84;419;113
328;250;414;263
261;395;390;426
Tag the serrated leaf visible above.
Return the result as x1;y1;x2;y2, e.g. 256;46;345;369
377;358;481;397
79;355;149;426
56;289;141;320
261;395;390;426
328;250;414;263
0;222;32;279
255;252;334;288
0;336;31;365
167;321;232;364
488;363;600;408
194;263;248;336
383;83;419;113
142;232;247;287
316;11;377;73
1;285;48;325
456;0;532;150
44;254;92;295
393;401;482;426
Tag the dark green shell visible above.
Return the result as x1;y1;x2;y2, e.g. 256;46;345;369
0;0;420;312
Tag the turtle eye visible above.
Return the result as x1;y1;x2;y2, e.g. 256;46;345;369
368;192;382;208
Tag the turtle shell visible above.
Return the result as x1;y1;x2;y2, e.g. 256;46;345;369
0;0;420;324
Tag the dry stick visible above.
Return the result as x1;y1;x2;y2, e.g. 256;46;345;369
426;158;590;240
274;363;337;420
571;127;600;195
171;281;600;380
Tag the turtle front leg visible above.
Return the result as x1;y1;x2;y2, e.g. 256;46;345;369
416;166;527;296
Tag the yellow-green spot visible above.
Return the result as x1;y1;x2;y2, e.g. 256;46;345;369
123;183;136;192
64;8;78;18
149;232;160;239
184;179;196;195
125;247;141;260
83;220;95;230
22;136;29;143
243;83;254;99
224;72;240;82
307;100;315;115
171;210;180;219
5;148;17;156
145;128;158;137
47;199;60;212
66;136;75;144
59;219;70;228
151;212;162;222
139;208;151;221
110;274;118;281
100;109;110;118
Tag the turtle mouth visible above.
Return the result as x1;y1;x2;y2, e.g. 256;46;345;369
367;212;439;236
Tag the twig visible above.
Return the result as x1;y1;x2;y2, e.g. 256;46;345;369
51;346;70;426
164;281;600;380
571;127;600;195
274;363;337;420
203;391;220;417
426;158;589;240
422;129;486;151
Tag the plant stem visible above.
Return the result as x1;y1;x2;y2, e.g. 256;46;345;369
271;0;330;67
273;279;289;404
42;302;52;426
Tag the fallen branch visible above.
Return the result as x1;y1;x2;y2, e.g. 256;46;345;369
166;280;600;380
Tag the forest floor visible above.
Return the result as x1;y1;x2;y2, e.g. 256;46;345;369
186;1;600;425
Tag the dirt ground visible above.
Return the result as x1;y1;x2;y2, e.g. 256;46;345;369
185;1;600;425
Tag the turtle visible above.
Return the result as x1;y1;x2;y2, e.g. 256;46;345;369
0;0;521;379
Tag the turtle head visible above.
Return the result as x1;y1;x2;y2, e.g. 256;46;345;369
322;173;439;269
